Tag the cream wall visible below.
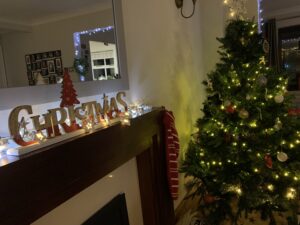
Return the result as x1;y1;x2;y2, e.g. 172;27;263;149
122;0;206;207
0;0;260;224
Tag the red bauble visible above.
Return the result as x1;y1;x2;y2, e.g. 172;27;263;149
203;194;217;204
264;154;273;169
225;105;235;114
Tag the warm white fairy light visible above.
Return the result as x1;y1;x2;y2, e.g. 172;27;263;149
286;188;296;200
35;131;46;143
267;184;274;191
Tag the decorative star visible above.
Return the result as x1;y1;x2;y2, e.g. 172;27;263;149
259;56;266;65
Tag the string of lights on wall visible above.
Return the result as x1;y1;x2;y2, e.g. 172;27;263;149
73;26;114;57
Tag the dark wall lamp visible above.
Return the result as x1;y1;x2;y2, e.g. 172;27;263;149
175;0;197;18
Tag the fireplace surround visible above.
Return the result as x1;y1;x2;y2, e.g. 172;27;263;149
0;108;175;225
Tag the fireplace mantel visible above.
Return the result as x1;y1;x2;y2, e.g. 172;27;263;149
0;108;175;225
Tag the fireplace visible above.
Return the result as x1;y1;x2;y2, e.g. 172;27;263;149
0;109;175;225
82;193;129;225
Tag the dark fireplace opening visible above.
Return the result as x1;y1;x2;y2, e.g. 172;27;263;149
82;193;130;225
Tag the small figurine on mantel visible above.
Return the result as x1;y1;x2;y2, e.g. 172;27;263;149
60;68;80;107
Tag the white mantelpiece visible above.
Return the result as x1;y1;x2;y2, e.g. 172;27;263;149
31;158;144;225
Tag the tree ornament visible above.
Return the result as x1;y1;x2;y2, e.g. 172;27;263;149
240;37;245;46
224;100;232;107
274;118;282;131
246;94;251;100
225;105;235;114
60;68;80;107
238;108;249;119
277;152;288;162
257;76;268;86
274;94;284;104
263;40;270;53
203;194;218;204
264;154;273;169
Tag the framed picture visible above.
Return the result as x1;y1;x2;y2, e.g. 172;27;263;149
55;58;62;68
25;50;62;85
25;55;31;64
47;60;55;74
42;60;47;68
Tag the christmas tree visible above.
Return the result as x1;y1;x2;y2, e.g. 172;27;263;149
60;68;80;107
181;19;300;225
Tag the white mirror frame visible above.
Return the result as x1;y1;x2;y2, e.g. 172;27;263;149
0;0;128;110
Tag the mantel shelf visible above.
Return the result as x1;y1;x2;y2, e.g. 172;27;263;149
0;108;175;225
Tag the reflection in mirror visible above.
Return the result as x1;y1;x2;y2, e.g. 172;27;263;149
0;0;120;88
261;0;300;91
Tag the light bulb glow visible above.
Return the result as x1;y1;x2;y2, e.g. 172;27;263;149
286;188;296;200
267;184;274;191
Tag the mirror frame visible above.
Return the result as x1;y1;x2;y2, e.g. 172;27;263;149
0;0;128;110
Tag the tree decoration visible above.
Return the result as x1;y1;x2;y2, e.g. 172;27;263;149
274;118;282;131
274;94;284;104
257;75;268;86
181;19;300;225
277;152;288;162
203;194;218;204
225;105;235;114
73;57;89;77
263;39;270;53
264;154;273;169
60;68;80;107
238;108;249;119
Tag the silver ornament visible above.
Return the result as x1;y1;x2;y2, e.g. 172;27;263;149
277;152;288;162
274;95;284;104
257;76;268;86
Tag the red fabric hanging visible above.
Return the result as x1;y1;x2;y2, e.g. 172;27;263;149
163;110;180;200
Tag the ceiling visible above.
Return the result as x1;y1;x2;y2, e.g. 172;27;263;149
261;0;300;19
0;0;110;29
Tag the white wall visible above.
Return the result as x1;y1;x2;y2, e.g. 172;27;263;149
1;9;113;87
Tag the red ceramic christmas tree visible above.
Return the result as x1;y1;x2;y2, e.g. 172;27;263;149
55;68;81;134
60;68;80;107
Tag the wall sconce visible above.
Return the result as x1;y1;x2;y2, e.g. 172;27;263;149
175;0;197;18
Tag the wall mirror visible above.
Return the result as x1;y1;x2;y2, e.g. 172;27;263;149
260;0;300;91
0;0;128;109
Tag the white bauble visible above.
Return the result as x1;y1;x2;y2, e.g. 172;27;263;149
274;95;284;104
277;152;288;162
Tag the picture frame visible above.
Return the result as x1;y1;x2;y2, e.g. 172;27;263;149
25;50;62;85
47;60;55;74
25;55;31;64
55;58;62;68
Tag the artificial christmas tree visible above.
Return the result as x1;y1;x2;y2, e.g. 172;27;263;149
181;19;300;225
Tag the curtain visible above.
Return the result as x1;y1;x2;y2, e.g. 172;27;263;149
264;19;281;73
